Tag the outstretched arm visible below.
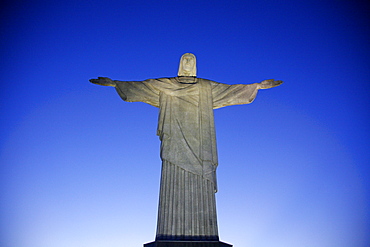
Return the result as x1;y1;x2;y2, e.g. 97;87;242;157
89;77;116;87
211;78;283;109
257;79;283;89
90;77;161;107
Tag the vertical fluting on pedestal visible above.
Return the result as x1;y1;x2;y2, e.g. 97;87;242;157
156;161;219;241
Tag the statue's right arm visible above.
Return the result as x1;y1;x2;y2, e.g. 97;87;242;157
90;77;161;107
89;77;117;87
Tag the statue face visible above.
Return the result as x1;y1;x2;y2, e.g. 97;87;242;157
182;55;195;73
178;53;196;77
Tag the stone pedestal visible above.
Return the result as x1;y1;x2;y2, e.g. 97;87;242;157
144;240;232;247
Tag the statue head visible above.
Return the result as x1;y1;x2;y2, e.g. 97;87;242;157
178;53;197;77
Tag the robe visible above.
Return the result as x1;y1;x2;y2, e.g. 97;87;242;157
115;77;258;240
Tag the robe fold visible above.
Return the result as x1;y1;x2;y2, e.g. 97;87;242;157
115;77;258;240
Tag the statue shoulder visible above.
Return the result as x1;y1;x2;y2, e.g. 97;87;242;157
145;77;176;83
197;78;220;85
139;77;174;85
140;77;178;90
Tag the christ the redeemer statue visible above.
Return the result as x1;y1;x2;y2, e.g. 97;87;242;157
90;53;282;247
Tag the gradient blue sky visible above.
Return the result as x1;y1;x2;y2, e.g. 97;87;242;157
1;1;369;247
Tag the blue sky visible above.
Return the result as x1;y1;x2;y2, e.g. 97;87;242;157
1;1;369;246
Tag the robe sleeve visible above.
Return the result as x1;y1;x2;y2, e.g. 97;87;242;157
114;79;160;107
211;80;259;109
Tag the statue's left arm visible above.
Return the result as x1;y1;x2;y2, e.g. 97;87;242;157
211;79;283;109
257;79;283;89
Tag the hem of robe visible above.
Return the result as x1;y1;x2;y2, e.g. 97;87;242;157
156;160;219;241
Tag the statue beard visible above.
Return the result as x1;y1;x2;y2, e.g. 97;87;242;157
181;70;192;76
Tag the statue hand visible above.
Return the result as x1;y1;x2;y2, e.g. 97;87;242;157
89;77;116;87
258;79;283;89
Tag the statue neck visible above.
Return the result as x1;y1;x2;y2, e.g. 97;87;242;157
177;76;197;84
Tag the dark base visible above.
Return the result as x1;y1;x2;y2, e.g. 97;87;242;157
144;240;232;247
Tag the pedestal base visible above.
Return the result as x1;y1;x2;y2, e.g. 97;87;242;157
144;240;232;247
